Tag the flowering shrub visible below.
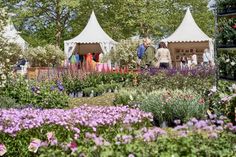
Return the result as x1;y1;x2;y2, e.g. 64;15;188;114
1;78;69;108
24;44;65;67
140;89;207;125
102;39;139;68
0;8;24;88
218;49;236;79
205;81;236;123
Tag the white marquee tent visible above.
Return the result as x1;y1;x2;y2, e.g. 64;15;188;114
64;11;117;59
3;21;28;50
162;8;214;67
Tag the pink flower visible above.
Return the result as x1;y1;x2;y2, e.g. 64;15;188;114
0;144;7;156
68;141;77;153
28;138;41;153
46;132;58;145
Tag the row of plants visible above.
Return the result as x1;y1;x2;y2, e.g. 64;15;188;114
82;83;120;97
137;69;214;94
114;88;207;126
62;72;135;96
0;105;235;156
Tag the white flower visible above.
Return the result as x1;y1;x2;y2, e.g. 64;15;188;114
1;74;6;80
6;59;10;63
210;86;217;93
231;62;235;66
226;59;230;63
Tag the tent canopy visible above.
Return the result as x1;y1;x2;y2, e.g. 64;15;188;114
64;11;117;59
163;8;211;43
3;21;28;50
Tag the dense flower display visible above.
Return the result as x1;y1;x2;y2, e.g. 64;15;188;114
0;105;152;135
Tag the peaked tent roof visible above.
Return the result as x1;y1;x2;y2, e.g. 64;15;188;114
163;8;210;43
66;11;116;44
3;22;28;50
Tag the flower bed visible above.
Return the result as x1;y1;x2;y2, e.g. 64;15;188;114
0;106;236;156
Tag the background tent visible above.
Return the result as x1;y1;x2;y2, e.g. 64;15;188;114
162;8;214;67
3;20;28;50
64;11;117;59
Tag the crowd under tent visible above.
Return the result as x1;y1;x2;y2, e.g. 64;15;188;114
3;20;28;50
162;8;214;68
64;11;117;59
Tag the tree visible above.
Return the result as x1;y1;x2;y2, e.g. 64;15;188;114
3;0;80;47
2;0;214;47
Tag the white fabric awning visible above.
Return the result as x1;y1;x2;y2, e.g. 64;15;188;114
163;8;211;43
64;11;117;59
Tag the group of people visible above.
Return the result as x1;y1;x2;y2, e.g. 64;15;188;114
69;52;101;71
180;48;214;69
137;38;172;69
137;38;214;69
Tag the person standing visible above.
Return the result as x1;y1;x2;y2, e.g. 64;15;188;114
203;48;212;67
137;38;147;65
180;54;187;69
155;42;172;69
191;52;198;68
140;38;156;69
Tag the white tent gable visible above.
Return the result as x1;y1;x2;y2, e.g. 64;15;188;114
64;11;116;59
66;11;116;44
3;23;28;50
163;8;210;42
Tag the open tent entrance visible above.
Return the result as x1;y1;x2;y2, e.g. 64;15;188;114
72;43;103;55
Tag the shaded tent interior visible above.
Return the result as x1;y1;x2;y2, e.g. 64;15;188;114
72;43;103;55
162;8;213;68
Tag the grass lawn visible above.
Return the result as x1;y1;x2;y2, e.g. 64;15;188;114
69;93;115;107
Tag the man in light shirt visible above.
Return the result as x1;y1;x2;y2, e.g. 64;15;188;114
202;48;213;67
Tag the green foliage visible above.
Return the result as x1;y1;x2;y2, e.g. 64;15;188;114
0;95;23;109
4;0;214;47
138;72;213;94
140;89;207;124
62;72;135;95
0;125;73;157
1;77;69;109
0;8;24;88
24;44;65;67
113;88;146;106
103;39;139;68
3;125;236;157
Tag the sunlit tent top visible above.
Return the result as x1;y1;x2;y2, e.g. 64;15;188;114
3;21;28;50
163;8;211;43
64;11;117;59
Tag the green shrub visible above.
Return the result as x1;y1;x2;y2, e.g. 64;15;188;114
140;89;207;124
0;95;23;109
114;88;146;106
24;44;65;67
1;78;69;108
